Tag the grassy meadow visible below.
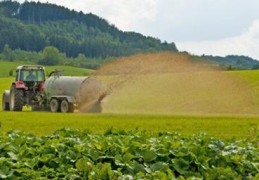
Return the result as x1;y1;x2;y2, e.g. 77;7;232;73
0;111;258;139
0;60;93;77
0;56;259;139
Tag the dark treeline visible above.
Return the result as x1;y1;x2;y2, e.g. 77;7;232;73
0;0;177;60
199;55;259;70
0;44;105;69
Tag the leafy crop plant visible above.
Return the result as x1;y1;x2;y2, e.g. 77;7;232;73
0;128;258;179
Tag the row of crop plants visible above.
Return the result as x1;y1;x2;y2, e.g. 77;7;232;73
0;128;258;179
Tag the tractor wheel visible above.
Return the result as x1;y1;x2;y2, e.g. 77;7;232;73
50;98;60;112
2;93;10;111
9;85;23;111
60;99;74;113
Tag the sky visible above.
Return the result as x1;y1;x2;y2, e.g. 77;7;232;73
16;0;259;60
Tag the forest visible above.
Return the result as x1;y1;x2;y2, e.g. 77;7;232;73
0;1;177;57
0;0;259;70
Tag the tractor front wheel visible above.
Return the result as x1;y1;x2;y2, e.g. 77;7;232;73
2;93;10;111
9;85;23;111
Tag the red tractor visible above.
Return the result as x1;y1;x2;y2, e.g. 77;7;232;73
2;65;46;111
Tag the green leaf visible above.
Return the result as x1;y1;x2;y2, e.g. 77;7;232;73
150;162;168;172
7;152;18;161
0;167;14;179
94;143;102;150
76;158;93;172
130;161;146;174
172;158;190;175
143;150;157;163
123;153;135;163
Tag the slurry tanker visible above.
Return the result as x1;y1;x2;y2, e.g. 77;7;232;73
2;65;106;113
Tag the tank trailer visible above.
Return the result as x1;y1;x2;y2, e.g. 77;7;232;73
2;65;105;113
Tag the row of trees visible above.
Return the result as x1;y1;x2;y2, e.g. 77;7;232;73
0;1;178;59
1;44;103;69
198;55;259;70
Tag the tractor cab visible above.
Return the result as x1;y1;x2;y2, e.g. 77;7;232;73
16;65;45;82
15;65;45;90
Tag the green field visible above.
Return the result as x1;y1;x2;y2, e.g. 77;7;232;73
0;60;93;77
0;111;258;139
0;62;259;139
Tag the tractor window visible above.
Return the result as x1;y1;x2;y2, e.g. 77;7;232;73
16;70;20;81
37;70;45;81
22;70;45;82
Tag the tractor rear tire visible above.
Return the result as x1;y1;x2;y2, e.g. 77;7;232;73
2;93;10;111
10;85;23;111
60;99;74;113
50;98;60;112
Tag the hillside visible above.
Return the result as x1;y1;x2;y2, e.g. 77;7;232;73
199;54;259;70
0;1;259;70
0;1;177;59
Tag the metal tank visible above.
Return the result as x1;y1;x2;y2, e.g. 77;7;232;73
44;76;106;113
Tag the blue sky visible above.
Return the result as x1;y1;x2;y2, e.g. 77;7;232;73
17;0;259;59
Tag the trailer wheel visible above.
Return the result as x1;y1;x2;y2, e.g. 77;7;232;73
10;85;23;111
50;98;60;112
2;93;10;111
60;99;74;113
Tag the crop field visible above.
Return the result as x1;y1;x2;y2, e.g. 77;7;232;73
0;54;258;179
0;54;259;138
1;69;259;139
1;111;259;139
0;129;258;179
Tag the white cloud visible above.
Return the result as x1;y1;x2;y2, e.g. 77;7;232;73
87;0;158;31
177;20;259;59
